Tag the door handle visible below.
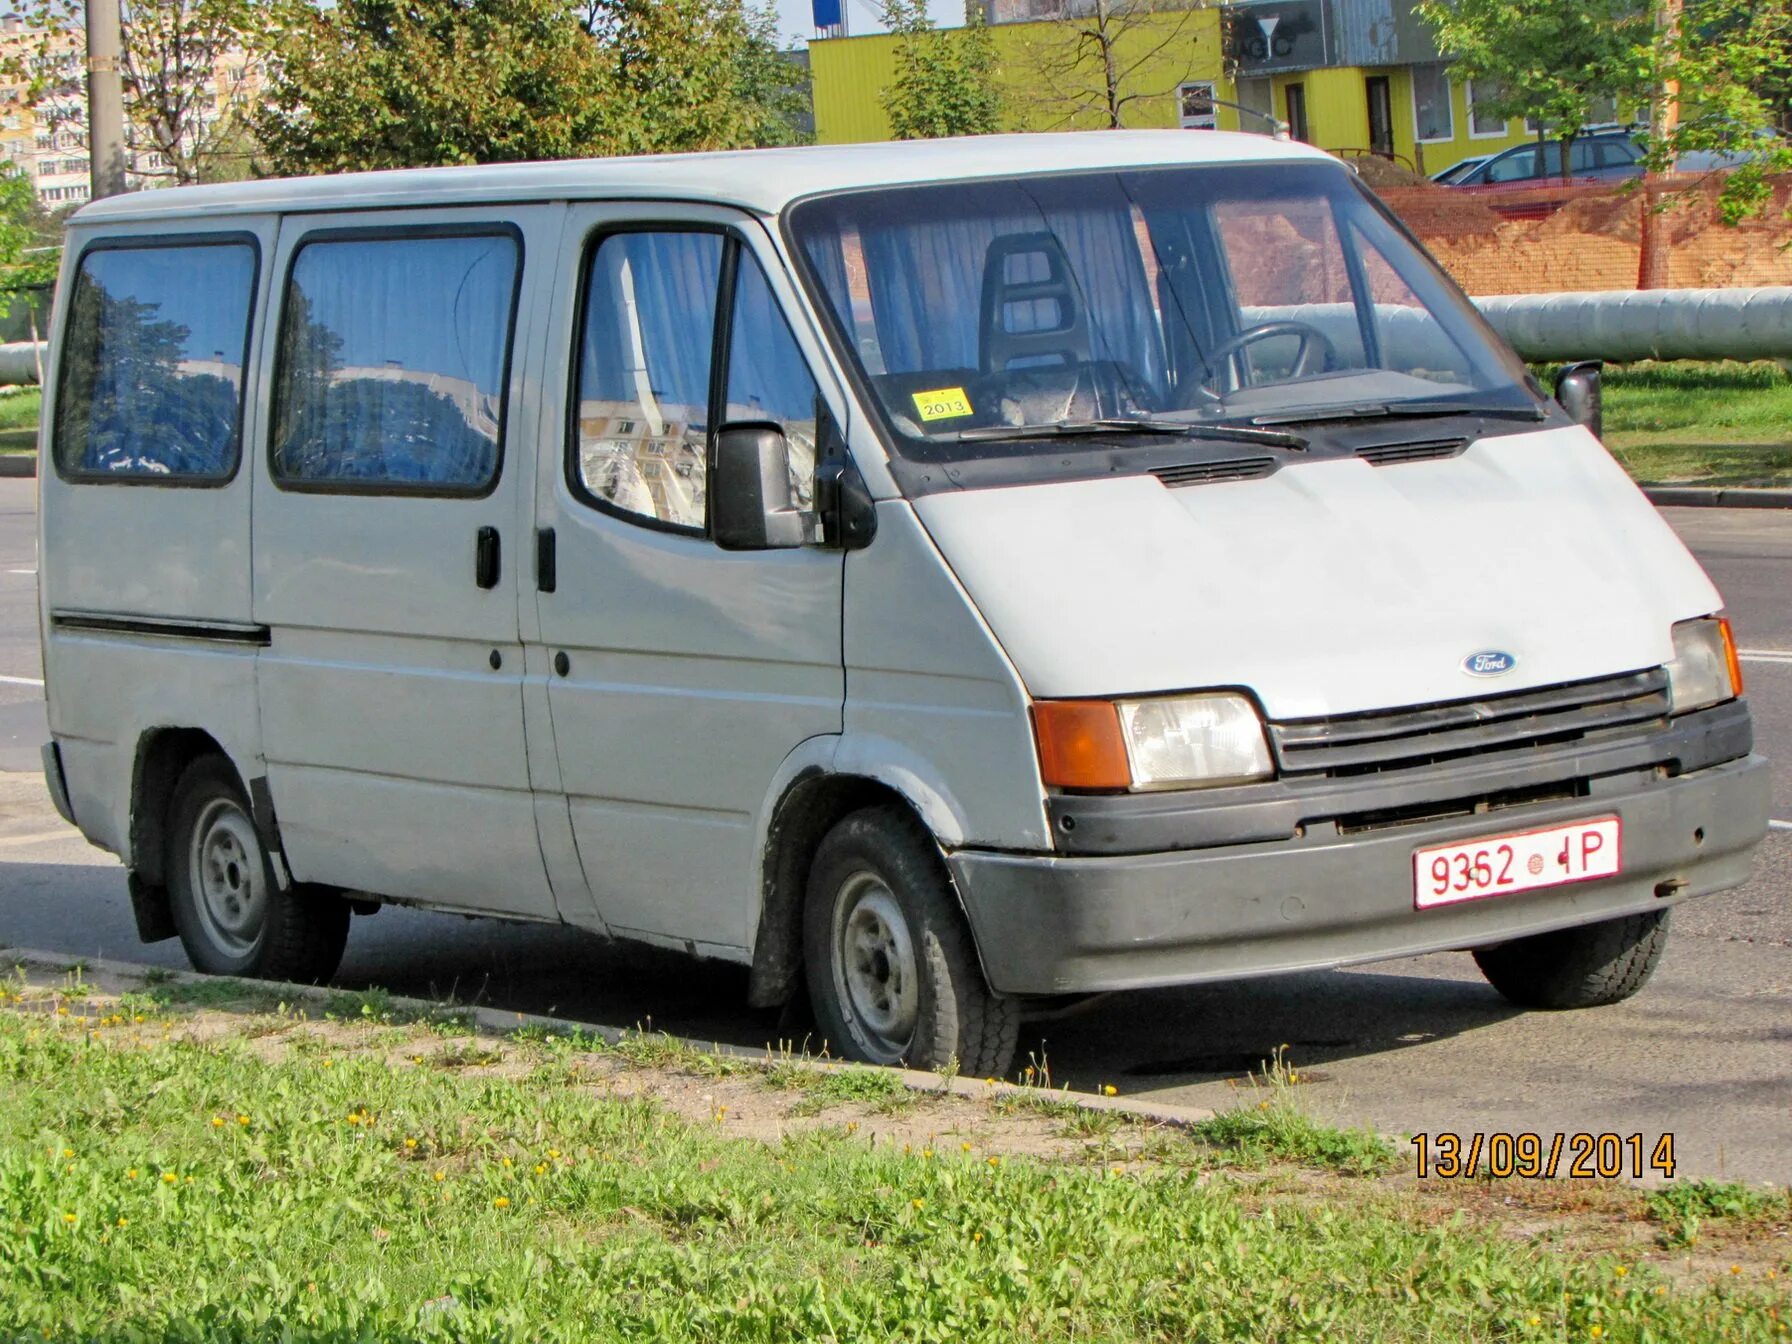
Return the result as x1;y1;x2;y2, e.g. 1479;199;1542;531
475;526;500;590
536;527;556;593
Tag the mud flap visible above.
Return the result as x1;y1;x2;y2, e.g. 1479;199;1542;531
127;871;177;944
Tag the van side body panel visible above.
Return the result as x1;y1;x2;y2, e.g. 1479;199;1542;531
41;218;279;863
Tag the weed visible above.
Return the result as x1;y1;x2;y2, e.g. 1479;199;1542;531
777;1065;915;1118
429;1042;505;1070
1645;1180;1792;1248
1182;1048;1395;1177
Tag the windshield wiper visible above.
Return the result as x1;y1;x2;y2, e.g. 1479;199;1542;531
1248;400;1548;427
945;418;1309;449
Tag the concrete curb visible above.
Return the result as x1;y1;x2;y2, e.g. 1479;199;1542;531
0;454;34;478
1;945;1216;1129
1645;485;1792;509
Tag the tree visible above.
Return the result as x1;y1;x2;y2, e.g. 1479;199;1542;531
6;0;271;185
1413;0;1648;183
1019;0;1208;131
878;1;1003;140
257;0;807;175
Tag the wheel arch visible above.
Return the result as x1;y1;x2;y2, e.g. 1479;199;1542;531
747;735;981;1010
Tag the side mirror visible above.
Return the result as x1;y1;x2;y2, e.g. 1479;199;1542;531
710;422;808;551
1554;361;1603;438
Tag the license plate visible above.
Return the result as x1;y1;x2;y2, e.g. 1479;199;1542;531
1413;816;1622;909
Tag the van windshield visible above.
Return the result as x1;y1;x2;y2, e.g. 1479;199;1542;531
786;163;1540;460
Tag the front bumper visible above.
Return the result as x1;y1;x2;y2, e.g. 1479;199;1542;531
949;753;1771;996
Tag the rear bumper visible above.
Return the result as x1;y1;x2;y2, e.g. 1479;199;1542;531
949;753;1771;996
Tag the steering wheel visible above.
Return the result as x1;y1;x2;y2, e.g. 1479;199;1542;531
1197;320;1336;396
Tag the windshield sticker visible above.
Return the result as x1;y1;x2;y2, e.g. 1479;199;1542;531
912;387;974;422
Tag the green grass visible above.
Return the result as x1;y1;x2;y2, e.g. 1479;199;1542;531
765;1059;917;1116
0;386;38;452
1;1010;1782;1342
1644;1180;1792;1249
1597;361;1792;485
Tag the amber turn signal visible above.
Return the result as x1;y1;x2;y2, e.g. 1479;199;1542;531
1032;700;1131;791
1719;616;1744;698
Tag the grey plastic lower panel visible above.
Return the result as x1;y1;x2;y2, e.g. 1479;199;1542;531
950;754;1770;996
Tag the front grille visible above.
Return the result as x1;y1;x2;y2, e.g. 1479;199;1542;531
1355;438;1467;467
1151;456;1279;488
1267;668;1671;779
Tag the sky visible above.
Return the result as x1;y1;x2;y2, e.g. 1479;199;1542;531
771;0;965;47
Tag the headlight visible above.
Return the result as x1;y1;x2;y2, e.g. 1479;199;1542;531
1033;693;1273;791
1665;616;1741;713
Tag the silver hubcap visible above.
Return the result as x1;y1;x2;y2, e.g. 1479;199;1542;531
831;871;919;1063
189;798;267;956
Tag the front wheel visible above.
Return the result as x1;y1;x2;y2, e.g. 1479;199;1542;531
1473;909;1670;1009
803;805;1018;1076
166;755;349;982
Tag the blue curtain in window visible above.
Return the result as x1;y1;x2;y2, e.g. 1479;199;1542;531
274;234;517;488
579;232;722;423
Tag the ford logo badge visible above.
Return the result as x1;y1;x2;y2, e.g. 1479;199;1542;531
1463;650;1517;677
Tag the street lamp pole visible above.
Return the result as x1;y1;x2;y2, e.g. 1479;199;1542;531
85;0;127;199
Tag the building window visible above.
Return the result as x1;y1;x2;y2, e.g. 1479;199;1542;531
272;230;519;493
54;239;257;482
1467;81;1509;138
1412;64;1452;142
1178;81;1216;130
1284;82;1310;143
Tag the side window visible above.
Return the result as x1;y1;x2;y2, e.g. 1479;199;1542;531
271;231;518;492
724;255;820;510
55;239;256;482
573;231;723;531
1485;148;1538;184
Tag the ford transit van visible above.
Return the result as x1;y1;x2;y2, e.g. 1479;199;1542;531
38;132;1770;1076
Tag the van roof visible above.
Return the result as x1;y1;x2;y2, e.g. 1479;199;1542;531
71;130;1335;225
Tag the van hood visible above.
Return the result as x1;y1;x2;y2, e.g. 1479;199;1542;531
912;427;1721;719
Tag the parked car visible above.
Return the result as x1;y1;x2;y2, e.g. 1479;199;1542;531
1447;129;1645;188
39;131;1770;1076
1430;153;1492;185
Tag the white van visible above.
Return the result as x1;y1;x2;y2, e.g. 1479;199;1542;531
38;133;1769;1075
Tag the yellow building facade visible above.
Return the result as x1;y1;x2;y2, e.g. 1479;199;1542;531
810;7;1539;180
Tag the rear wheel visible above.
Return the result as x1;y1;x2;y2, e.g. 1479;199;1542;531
1473;909;1670;1009
166;755;348;982
803;805;1018;1076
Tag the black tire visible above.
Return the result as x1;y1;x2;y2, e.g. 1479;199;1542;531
165;755;348;983
1473;909;1670;1010
803;805;1018;1076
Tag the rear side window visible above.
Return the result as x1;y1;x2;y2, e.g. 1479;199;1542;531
271;230;520;493
54;238;257;482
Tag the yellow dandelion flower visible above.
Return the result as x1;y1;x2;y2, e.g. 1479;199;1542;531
972;1232;982;1242
547;1149;560;1159
116;1218;127;1228
161;1171;177;1184
212;1117;225;1128
62;1212;76;1224
238;1115;250;1126
534;1163;548;1175
65;1164;75;1174
493;1196;510;1208
922;1149;934;1159
1527;1317;1541;1328
986;1156;1000;1168
961;1142;972;1152
61;1148;74;1159
1731;1265;1743;1275
126;1169;138;1180
911;1198;924;1209
434;1171;446;1182
501;1157;513;1168
1614;1266;1628;1277
404;1138;418;1150
1590;1328;1604;1339
1102;1085;1117;1097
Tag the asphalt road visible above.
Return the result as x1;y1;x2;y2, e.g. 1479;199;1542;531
1;477;1788;1180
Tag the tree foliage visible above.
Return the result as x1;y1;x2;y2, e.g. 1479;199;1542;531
878;1;1003;140
256;0;807;175
1416;0;1792;203
6;0;271;185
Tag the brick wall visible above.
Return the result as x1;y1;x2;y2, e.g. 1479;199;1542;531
1378;177;1792;295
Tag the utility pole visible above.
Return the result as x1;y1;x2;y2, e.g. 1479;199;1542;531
86;0;127;199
